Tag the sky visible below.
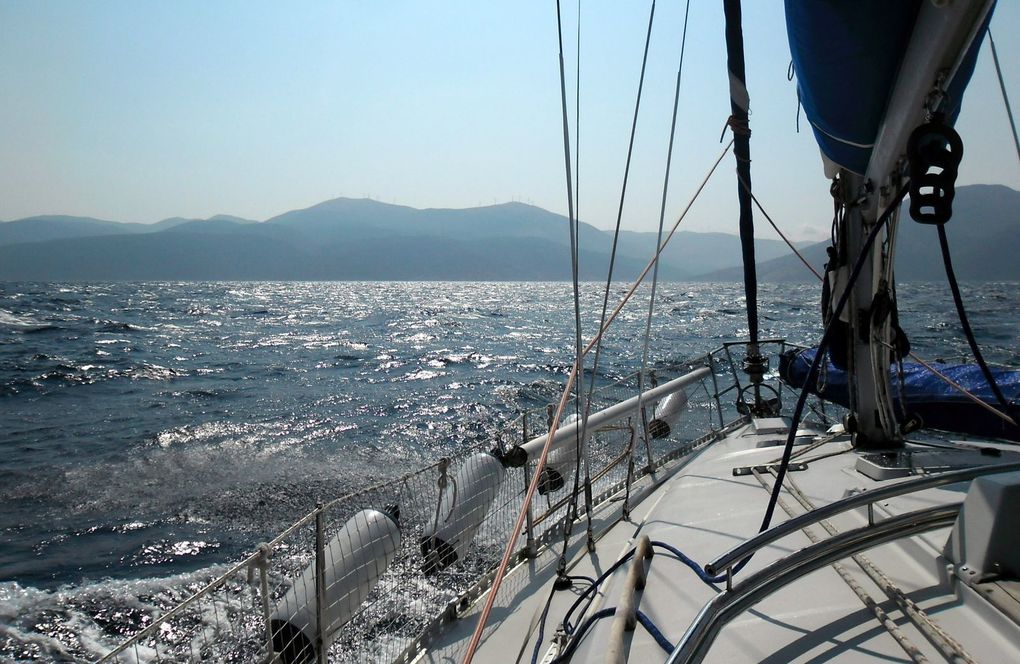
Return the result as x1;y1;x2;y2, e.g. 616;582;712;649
1;1;1018;242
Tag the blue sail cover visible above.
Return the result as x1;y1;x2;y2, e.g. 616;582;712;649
781;348;1020;443
785;1;990;175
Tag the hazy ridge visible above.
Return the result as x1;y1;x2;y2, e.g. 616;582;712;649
700;184;1020;282
0;184;1016;281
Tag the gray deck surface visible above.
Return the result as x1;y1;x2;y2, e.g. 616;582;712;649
418;419;1020;663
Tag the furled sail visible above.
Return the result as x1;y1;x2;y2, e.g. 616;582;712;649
785;0;990;177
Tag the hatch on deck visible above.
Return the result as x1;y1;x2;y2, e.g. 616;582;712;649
752;417;787;435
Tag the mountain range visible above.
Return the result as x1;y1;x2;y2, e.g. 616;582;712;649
701;184;1020;281
0;184;1016;281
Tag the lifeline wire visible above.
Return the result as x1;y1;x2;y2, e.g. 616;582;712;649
637;0;693;445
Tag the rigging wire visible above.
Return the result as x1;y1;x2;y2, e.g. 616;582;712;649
583;140;733;357
736;175;823;281
461;4;581;661
538;5;594;661
936;223;1015;417
637;0;693;450
571;0;597;560
534;4;656;660
462;142;732;664
987;29;1020;167
579;0;657;482
558;0;584;480
557;0;587;575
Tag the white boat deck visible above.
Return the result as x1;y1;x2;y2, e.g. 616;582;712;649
419;418;1020;663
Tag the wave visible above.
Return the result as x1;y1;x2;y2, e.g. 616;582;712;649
0;310;59;333
95;320;147;333
0;565;234;663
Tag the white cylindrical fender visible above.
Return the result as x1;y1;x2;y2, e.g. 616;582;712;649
421;452;504;573
648;388;689;439
538;413;581;495
270;507;401;664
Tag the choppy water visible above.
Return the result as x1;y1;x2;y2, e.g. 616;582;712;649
1;280;1018;661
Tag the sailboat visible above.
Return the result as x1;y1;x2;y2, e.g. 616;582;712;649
97;1;1020;662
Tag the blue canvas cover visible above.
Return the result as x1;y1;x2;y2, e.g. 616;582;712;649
780;348;1020;443
785;1;990;175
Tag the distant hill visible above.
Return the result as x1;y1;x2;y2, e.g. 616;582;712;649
699;184;1020;282
0;215;150;246
0;199;790;281
0;185;1014;281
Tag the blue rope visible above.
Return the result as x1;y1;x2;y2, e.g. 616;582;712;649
531;590;556;664
561;552;634;633
549;608;616;664
636;610;676;653
651;540;725;585
547;607;674;663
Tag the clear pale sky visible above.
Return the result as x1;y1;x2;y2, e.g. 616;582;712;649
1;1;1018;241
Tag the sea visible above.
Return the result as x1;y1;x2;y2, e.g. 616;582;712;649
1;280;1018;661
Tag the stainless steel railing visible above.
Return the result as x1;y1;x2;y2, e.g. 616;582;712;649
704;461;1020;577
668;504;962;664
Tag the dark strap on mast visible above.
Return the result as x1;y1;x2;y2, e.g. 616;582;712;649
723;0;767;409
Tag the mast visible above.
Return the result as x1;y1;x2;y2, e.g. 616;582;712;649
722;0;768;414
836;0;996;447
